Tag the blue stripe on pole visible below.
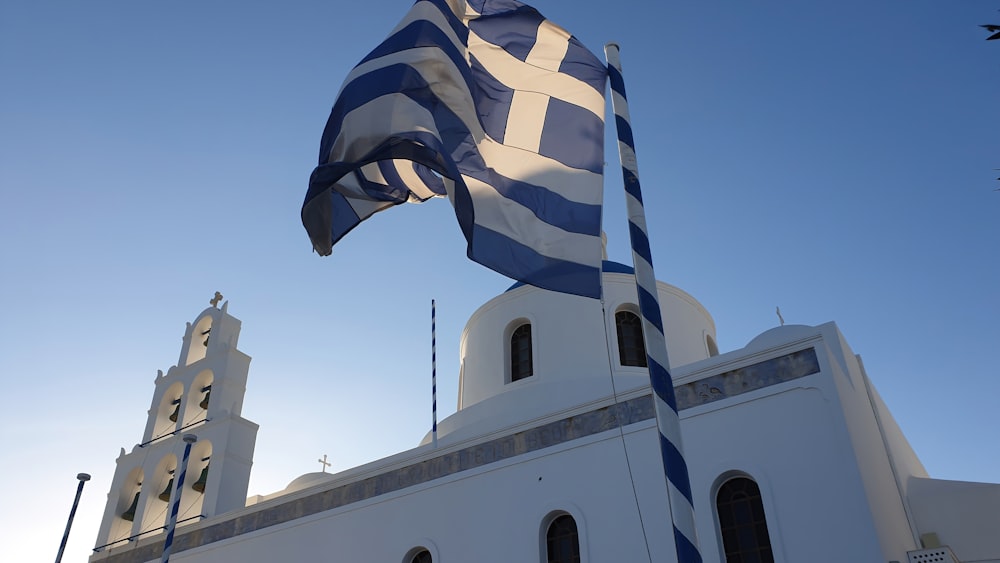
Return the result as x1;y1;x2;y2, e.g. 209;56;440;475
636;284;664;334
674;528;702;563
303;0;607;299
162;437;194;563
628;222;654;271
622;169;644;202
658;433;694;504
606;43;702;563
614;115;635;149
607;64;626;96
648;360;680;412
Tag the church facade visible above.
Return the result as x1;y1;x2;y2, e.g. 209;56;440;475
90;266;1000;563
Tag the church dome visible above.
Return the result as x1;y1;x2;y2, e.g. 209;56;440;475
745;324;817;351
284;472;335;494
428;264;716;444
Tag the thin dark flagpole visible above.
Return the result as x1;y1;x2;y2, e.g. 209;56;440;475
431;299;438;448
605;42;702;563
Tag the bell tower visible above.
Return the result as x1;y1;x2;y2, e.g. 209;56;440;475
93;295;259;555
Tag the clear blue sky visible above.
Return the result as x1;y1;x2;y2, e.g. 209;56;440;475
1;1;997;561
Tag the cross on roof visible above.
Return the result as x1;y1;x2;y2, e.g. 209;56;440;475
210;292;223;308
317;454;331;473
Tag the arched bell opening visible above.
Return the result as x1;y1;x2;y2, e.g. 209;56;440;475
177;440;212;526
107;466;143;545
182;370;214;426
139;454;177;535
152;382;185;442
185;314;214;366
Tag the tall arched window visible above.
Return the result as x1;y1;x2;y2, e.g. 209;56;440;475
716;477;774;563
615;310;647;367
409;549;432;563
546;514;580;563
510;323;533;382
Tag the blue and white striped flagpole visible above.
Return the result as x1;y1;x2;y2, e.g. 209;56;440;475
605;43;702;563
431;299;438;449
162;433;197;563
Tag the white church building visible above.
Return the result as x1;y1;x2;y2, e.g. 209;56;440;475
90;264;1000;563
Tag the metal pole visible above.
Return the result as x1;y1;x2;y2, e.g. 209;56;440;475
54;472;90;563
605;42;702;563
161;434;197;563
431;299;438;448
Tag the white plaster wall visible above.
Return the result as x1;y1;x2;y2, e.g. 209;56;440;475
908;477;1000;562
130;377;895;563
818;325;922;559
679;382;888;562
163;432;666;563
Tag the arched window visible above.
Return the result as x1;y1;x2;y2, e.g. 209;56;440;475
409;549;432;563
510;323;533;382
546;514;580;563
615;310;647;367
716;477;774;563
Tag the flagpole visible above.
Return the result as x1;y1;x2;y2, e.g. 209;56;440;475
605;43;702;563
54;472;90;563
162;434;197;563
431;299;438;449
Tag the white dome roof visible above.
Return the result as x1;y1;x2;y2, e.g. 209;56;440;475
746;325;817;351
427;265;717;444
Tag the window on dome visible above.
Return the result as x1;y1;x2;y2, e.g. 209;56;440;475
615;310;647;367
716;477;774;563
409;549;432;563
546;514;580;563
510;323;533;382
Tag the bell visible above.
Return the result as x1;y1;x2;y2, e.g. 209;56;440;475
121;491;140;522
168;402;180;423
199;389;211;410
191;464;209;493
158;478;174;502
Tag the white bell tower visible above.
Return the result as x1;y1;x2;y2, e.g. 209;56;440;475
93;294;259;555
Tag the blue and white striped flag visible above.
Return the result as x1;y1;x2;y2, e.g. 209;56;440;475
302;0;607;298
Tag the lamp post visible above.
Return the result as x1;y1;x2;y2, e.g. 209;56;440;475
54;472;91;563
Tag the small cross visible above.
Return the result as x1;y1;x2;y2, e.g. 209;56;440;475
317;454;331;473
210;292;223;308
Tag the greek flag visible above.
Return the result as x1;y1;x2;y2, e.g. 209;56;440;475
302;0;607;298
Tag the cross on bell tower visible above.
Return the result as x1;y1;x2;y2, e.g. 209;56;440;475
93;296;259;554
